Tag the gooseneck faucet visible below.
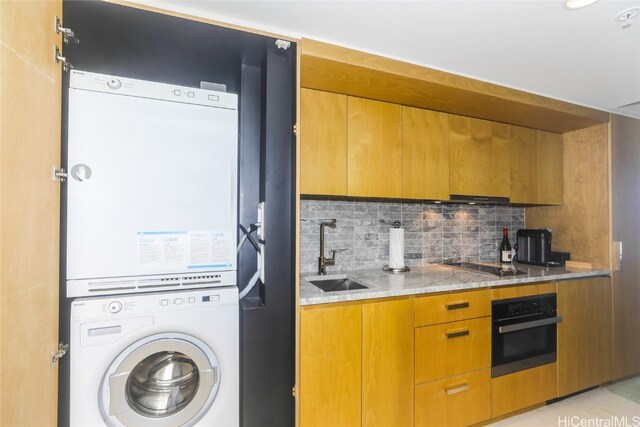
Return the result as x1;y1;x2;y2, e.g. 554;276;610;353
318;219;337;275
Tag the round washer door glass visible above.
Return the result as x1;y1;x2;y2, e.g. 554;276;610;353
100;333;221;427
126;351;199;417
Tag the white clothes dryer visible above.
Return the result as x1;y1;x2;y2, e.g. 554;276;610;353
70;287;239;427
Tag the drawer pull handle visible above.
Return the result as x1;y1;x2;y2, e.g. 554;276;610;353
445;329;470;339
445;301;469;310
445;383;469;396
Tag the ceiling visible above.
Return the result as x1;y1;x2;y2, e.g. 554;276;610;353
139;0;640;119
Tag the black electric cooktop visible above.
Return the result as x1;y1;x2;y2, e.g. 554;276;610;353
444;261;526;277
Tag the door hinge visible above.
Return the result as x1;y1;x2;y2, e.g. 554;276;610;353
54;46;73;72
275;39;291;50
51;342;69;368
293;124;297;135
52;166;67;182
55;16;79;44
292;385;296;397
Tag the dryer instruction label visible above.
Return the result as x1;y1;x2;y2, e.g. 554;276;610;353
137;231;233;271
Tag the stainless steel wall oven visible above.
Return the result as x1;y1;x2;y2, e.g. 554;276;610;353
491;293;562;377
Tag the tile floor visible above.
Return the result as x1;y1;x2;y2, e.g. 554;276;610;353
488;386;640;426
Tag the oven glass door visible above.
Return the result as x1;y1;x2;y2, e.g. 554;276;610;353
492;315;558;377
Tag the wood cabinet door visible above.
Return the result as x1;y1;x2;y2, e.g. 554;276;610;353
362;299;414;427
300;305;362;427
509;126;538;204
450;115;510;198
558;277;612;396
537;130;564;205
1;1;62;426
401;106;450;200
300;88;348;195
347;97;402;197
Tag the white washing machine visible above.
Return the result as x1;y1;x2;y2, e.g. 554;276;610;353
70;287;239;427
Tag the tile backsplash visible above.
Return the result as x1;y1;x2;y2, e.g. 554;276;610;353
300;199;525;274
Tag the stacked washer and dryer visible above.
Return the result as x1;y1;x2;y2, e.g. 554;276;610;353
65;71;240;427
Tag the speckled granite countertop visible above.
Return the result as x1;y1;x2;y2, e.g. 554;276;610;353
300;263;610;306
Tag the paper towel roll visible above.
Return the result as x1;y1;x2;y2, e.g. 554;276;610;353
389;228;405;269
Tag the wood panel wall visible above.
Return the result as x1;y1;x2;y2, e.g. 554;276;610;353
0;1;62;425
526;123;610;269
610;114;640;379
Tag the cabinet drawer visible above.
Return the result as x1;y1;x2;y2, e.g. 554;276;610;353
415;369;491;427
492;363;557;417
416;317;490;384
414;289;490;326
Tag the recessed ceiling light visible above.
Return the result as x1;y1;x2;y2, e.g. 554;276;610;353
564;0;600;10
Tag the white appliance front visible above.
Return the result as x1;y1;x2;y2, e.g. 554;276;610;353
66;70;238;297
70;287;239;427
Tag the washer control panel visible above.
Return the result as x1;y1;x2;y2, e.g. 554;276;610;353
71;287;238;320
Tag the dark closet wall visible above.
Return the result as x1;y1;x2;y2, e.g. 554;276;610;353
59;2;296;426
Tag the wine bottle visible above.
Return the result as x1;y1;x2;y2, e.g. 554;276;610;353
500;226;512;264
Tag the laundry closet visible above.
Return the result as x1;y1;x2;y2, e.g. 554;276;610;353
58;2;296;426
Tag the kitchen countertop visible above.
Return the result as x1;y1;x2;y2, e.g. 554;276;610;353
300;263;610;306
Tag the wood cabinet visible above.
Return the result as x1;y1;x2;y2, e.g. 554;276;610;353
415;369;491;427
415;317;491;383
413;289;492;427
537;130;563;205
492;363;557;417
362;299;414;427
510;126;538;204
510;127;563;205
401;106;450;200
450;115;511;198
300;93;563;204
299;304;362;427
558;277;612;396
300;298;414;427
300;88;348;195
415;289;490;326
347;97;402;197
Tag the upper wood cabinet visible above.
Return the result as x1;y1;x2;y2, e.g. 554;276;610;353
510;127;563;205
300;91;563;204
537;130;563;205
347;97;402;198
510;126;538;204
558;277;612;397
401;106;450;200
300;88;348;195
449;115;510;198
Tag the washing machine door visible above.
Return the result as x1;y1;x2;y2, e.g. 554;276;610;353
100;333;220;427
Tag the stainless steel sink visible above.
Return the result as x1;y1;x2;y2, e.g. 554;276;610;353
309;277;368;292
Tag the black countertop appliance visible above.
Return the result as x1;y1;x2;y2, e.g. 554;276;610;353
516;229;552;266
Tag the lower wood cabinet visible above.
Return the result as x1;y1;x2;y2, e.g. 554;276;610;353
362;299;414;427
558;277;612;396
492;363;557;417
299;298;414;427
416;369;491;427
415;317;491;383
299;278;611;427
299;304;362;427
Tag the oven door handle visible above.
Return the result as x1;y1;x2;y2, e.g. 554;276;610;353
498;316;563;334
